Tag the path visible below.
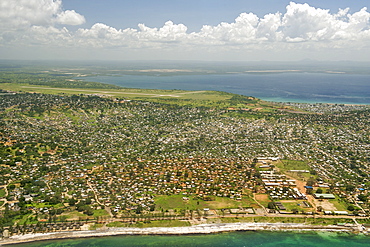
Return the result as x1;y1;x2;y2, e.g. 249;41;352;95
0;184;9;210
86;181;104;206
252;193;268;215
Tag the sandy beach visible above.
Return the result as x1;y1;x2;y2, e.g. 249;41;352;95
0;222;359;246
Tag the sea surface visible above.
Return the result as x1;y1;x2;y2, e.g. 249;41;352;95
11;231;370;247
82;73;370;104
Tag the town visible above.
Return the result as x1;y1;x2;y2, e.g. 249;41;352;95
0;90;369;238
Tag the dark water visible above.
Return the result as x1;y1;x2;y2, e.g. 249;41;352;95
12;231;370;247
82;73;370;104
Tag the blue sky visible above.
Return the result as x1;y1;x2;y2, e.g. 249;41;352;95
62;0;370;31
1;0;370;61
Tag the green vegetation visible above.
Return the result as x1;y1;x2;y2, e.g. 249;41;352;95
0;189;5;198
0;66;369;235
93;209;110;217
136;220;190;228
106;221;127;227
0;68;121;89
276;160;316;181
89;223;104;230
328;198;349;212
214;216;355;226
106;220;190;228
305;217;354;226
356;218;370;224
155;195;259;211
0;82;280;114
155;195;203;211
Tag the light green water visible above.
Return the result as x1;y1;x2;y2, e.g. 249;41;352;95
11;231;370;247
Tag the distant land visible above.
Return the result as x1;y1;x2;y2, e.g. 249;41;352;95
2;60;370;104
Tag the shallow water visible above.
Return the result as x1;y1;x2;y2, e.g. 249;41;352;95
11;231;370;247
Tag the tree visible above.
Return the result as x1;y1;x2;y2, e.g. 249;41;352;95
306;178;316;187
135;205;143;214
347;205;355;211
315;188;323;194
267;202;275;209
68;198;76;206
346;184;355;192
358;194;368;202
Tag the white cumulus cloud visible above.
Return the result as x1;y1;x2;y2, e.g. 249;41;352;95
56;10;86;26
1;1;370;60
0;0;85;30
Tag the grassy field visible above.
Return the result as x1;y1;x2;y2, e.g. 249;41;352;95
155;195;259;211
1;83;231;101
254;194;271;207
275;160;316;181
93;209;110;217
280;200;314;213
61;210;87;220
0;83;283;113
136;220;191;228
328;197;349;211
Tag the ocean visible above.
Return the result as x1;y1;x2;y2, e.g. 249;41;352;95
81;73;370;104
11;231;370;247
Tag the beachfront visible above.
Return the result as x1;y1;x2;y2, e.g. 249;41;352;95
1;222;367;246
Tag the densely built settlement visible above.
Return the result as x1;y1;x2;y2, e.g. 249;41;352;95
0;92;369;237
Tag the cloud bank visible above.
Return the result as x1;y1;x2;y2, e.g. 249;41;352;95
1;0;370;60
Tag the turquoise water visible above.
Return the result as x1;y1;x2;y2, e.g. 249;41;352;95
82;73;370;104
11;232;370;247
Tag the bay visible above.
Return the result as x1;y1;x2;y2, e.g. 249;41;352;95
11;231;370;247
81;73;370;104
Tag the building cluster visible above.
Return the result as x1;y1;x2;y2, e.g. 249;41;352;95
0;93;369;226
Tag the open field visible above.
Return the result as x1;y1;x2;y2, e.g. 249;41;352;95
279;200;314;213
93;209;110;218
1;83;227;100
276;160;316;181
155;195;259;211
0;83;283;112
254;194;270;207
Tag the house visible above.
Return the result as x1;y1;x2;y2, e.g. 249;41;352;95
24;195;33;202
314;193;335;199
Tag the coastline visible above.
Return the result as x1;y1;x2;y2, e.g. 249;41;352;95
0;222;363;246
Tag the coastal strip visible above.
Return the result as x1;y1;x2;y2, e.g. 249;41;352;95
0;222;361;246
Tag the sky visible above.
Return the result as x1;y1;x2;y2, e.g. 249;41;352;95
1;0;370;61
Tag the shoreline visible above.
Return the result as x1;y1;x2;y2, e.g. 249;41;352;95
0;222;365;246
